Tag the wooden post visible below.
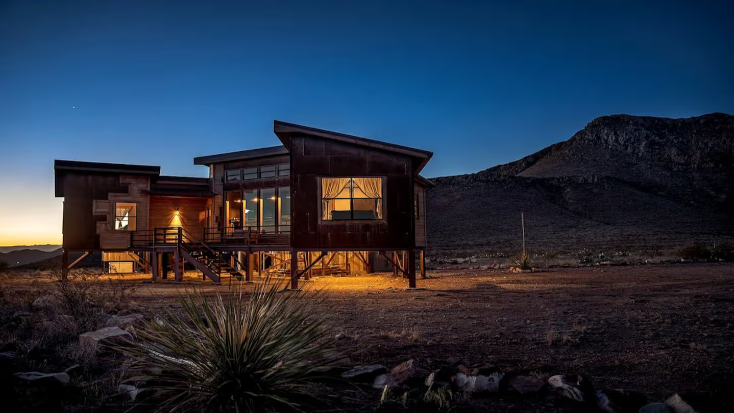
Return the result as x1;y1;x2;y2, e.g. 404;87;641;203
161;252;168;279
174;248;181;282
290;250;299;289
392;252;398;277
246;251;254;282
151;252;158;281
407;249;417;288
61;250;68;280
420;249;426;279
144;252;150;273
401;251;407;278
305;252;311;280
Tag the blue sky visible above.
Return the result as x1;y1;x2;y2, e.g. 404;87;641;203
0;0;732;245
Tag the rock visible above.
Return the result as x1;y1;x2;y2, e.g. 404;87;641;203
595;389;647;412
373;373;388;389
341;364;387;382
664;393;702;413
32;295;58;309
14;371;70;385
425;366;456;389
79;326;133;350
508;374;545;394
118;384;140;401
455;369;504;393
105;313;144;329
640;403;675;413
547;374;590;402
454;258;466;264
386;359;431;387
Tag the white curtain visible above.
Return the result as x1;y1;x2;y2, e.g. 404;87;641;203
322;178;350;219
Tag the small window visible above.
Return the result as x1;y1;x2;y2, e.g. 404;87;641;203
114;203;137;231
278;163;290;176
322;178;383;221
260;165;276;178
226;169;241;181
414;193;420;219
243;168;258;180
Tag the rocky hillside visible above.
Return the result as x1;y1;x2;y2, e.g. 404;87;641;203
427;113;734;255
0;248;63;267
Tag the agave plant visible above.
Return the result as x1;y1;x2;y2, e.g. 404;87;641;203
118;277;341;412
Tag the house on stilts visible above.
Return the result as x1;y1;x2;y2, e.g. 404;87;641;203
54;121;433;288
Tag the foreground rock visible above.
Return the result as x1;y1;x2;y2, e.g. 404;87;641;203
507;374;545;394
79;326;133;350
13;371;70;411
105;314;145;329
341;364;386;382
455;369;504;393
640;403;675;413
595;389;647;412
547;374;591;402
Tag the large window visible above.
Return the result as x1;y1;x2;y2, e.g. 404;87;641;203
224;164;289;181
260;188;276;231
225;188;289;233
322;178;383;221
114;203;137;231
279;187;291;232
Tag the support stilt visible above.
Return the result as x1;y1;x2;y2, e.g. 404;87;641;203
420;249;426;279
408;249;417;289
290;250;299;290
61;250;69;280
151;251;159;281
246;251;254;282
174;248;181;282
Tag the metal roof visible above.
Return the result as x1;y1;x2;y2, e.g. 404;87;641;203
193;145;288;165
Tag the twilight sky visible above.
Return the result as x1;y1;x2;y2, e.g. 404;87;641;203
1;0;733;246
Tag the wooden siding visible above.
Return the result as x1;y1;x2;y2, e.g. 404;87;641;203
103;251;135;262
60;172;129;250
414;183;427;247
99;175;150;249
290;134;415;249
149;196;208;240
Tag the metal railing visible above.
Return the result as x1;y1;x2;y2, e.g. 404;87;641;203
204;226;290;245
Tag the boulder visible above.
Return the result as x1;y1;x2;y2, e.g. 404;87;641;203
547;374;590;402
105;314;145;329
508;374;545;394
79;326;133;350
425;366;456;389
640;403;675;413
455;369;504;393
386;359;431;387
664;393;702;413
118;384;140;401
13;371;70;385
595;389;647;413
32;295;58;309
373;373;388;389
341;364;387;382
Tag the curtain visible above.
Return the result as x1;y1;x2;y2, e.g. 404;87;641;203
352;178;382;198
322;178;350;219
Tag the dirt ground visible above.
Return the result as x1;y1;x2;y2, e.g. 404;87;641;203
3;262;733;410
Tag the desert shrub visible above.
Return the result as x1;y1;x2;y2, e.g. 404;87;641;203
0;261;9;272
53;269;138;335
676;243;734;261
117;276;342;412
511;252;533;270
378;384;456;413
542;249;561;260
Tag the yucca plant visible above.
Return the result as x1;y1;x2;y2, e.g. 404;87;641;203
511;252;533;270
117;277;342;412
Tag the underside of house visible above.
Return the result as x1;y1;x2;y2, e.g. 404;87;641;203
54;121;433;288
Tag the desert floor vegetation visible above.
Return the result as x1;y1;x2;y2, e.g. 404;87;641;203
0;262;732;411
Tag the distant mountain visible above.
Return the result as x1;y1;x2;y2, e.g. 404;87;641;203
428;113;734;255
0;245;61;254
0;248;63;267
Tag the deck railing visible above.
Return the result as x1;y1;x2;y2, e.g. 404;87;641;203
204;226;290;246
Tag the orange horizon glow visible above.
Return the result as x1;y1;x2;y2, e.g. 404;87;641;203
0;188;63;247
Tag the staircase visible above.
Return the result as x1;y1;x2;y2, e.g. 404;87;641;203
177;228;247;283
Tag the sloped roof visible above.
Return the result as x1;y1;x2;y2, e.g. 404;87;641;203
193;145;288;165
273;120;433;173
54;160;160;175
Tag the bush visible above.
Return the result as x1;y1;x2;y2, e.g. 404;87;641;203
117;277;342;412
678;243;734;262
0;261;9;272
511;252;533;270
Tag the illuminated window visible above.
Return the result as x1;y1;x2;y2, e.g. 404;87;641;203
322;178;382;221
114;203;137;231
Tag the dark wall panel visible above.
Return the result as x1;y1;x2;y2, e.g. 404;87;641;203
290;134;415;249
61;173;128;250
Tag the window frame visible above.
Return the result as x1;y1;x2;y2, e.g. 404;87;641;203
318;177;386;224
114;202;137;231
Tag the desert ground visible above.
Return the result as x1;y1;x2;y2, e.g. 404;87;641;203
1;263;733;411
